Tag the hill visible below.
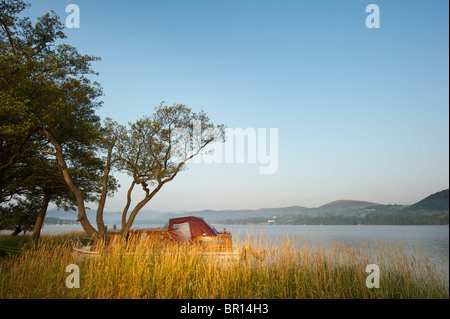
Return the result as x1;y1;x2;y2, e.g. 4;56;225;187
184;206;310;223
203;190;449;225
402;189;449;213
44;189;449;226
275;189;449;226
317;200;380;212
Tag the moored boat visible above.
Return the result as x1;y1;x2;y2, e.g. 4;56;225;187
71;216;265;260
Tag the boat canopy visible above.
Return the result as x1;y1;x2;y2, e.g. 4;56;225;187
168;216;217;241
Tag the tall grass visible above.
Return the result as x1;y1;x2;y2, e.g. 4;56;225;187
0;233;448;299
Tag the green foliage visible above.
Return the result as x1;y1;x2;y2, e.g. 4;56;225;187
106;103;225;233
1;0;103;176
113;103;224;188
403;189;449;212
0;0;116;238
0;198;39;233
1;1;223;238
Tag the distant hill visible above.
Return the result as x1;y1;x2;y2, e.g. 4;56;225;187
190;190;448;225
318;200;380;212
44;189;449;226
402;189;449;213
45;208;178;226
185;206;310;223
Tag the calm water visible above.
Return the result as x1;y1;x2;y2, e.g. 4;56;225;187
224;225;449;256
21;223;447;278
38;223;449;259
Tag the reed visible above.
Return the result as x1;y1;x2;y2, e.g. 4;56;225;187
0;233;448;299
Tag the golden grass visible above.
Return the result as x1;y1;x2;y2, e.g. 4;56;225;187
0;233;448;299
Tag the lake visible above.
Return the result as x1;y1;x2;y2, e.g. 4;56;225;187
38;223;449;263
40;223;448;249
224;224;449;256
39;223;449;249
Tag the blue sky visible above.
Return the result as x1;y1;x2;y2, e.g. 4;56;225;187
26;0;449;211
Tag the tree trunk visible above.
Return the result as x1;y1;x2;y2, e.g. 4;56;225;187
120;197;151;237
120;165;185;237
121;181;135;230
40;128;99;240
120;182;166;237
31;193;51;248
10;225;22;237
96;137;116;239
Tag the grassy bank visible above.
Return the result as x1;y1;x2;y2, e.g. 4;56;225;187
0;233;448;299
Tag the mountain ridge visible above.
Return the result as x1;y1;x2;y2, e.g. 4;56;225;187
319;200;380;209
45;189;449;225
401;189;449;213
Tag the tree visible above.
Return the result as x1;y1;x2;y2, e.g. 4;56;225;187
0;136;117;245
0;0;36;203
48;103;225;240
1;1;225;241
1;0;114;240
27;151;115;246
113;103;225;236
0;198;37;236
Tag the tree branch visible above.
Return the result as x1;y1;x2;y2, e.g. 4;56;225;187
41;150;56;156
0;18;17;55
121;180;135;230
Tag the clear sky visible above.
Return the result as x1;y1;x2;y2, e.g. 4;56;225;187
26;0;449;212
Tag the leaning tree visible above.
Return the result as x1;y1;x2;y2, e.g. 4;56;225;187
44;103;225;240
1;0;116;239
109;104;225;237
1;1;225;241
